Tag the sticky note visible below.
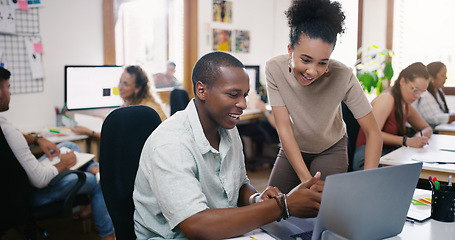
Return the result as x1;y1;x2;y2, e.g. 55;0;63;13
33;43;43;53
112;87;119;95
18;0;29;10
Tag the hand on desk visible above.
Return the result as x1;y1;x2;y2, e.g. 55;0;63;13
407;136;429;148
37;137;60;160
287;172;323;218
71;125;92;136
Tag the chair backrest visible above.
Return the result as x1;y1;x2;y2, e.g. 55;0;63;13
99;105;162;240
341;101;360;172
0;127;87;235
170;88;190;116
0;127;31;231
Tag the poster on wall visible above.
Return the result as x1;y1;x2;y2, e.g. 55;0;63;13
235;30;250;53
212;0;232;23
213;29;231;52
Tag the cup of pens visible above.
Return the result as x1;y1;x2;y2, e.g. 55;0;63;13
430;176;455;222
55;104;67;127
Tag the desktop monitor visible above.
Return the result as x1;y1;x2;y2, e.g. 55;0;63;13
64;65;125;110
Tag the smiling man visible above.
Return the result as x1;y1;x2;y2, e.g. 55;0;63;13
133;52;324;239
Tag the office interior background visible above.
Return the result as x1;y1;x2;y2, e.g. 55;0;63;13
3;0;455;130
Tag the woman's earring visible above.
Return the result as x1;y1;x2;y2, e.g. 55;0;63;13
288;58;292;73
323;69;331;77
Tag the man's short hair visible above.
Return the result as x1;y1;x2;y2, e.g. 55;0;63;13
191;52;244;94
0;67;11;83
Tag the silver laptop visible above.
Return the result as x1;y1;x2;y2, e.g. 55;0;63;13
262;163;422;240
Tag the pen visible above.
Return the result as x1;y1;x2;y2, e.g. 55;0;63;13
435;181;440;191
449;175;452;187
419;129;423;136
433;177;437;186
428;176;434;189
406;218;415;224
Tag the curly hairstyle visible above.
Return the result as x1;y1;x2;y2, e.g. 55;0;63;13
286;0;345;49
390;62;429;135
125;65;163;108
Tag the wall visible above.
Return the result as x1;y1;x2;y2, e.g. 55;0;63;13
197;0;290;88
198;0;358;87
3;0;107;130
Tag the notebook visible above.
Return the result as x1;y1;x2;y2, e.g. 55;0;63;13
262;163;422;240
39;147;95;170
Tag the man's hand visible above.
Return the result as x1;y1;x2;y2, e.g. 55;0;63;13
55;151;77;172
37;137;60;160
286;172;323;218
256;186;282;203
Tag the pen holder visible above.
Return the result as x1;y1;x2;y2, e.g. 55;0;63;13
431;185;455;222
56;114;64;127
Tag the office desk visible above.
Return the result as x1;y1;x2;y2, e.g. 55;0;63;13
240;109;264;122
379;134;455;182
230;189;455;240
28;127;92;159
435;122;455;135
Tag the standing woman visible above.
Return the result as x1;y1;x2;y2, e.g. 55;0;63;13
353;62;433;171
412;61;455;128
266;0;382;193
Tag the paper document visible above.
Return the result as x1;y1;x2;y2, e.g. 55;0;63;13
225;229;276;240
74;113;104;132
40;147;94;170
407;189;431;222
411;150;455;163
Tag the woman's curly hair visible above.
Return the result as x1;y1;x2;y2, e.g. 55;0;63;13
286;0;345;49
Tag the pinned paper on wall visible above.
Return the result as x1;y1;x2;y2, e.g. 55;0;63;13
24;37;44;79
0;4;16;34
18;0;29;11
33;42;43;53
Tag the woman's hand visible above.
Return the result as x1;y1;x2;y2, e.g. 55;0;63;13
71;125;92;136
406;136;429;148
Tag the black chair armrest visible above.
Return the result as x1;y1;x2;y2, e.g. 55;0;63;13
45;170;87;218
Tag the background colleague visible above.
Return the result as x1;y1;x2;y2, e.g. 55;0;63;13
133;52;323;240
0;67;115;240
353;62;433;170
72;65;167;138
153;61;181;88
413;61;454;128
266;0;382;193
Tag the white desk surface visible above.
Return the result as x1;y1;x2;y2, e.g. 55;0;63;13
379;134;455;181
27;126;88;143
435;122;455;132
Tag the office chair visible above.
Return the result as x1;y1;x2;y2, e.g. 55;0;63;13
341;101;360;172
99;105;162;240
0;128;87;239
170;88;190;116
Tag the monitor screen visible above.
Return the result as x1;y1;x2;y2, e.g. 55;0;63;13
64;65;125;110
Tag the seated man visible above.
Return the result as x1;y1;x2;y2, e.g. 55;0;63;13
133;52;323;239
0;67;115;240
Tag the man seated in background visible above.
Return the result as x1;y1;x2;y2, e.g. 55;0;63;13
133;51;323;239
153;61;181;88
0;67;115;240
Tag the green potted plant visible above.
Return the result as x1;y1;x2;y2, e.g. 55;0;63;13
355;45;394;95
